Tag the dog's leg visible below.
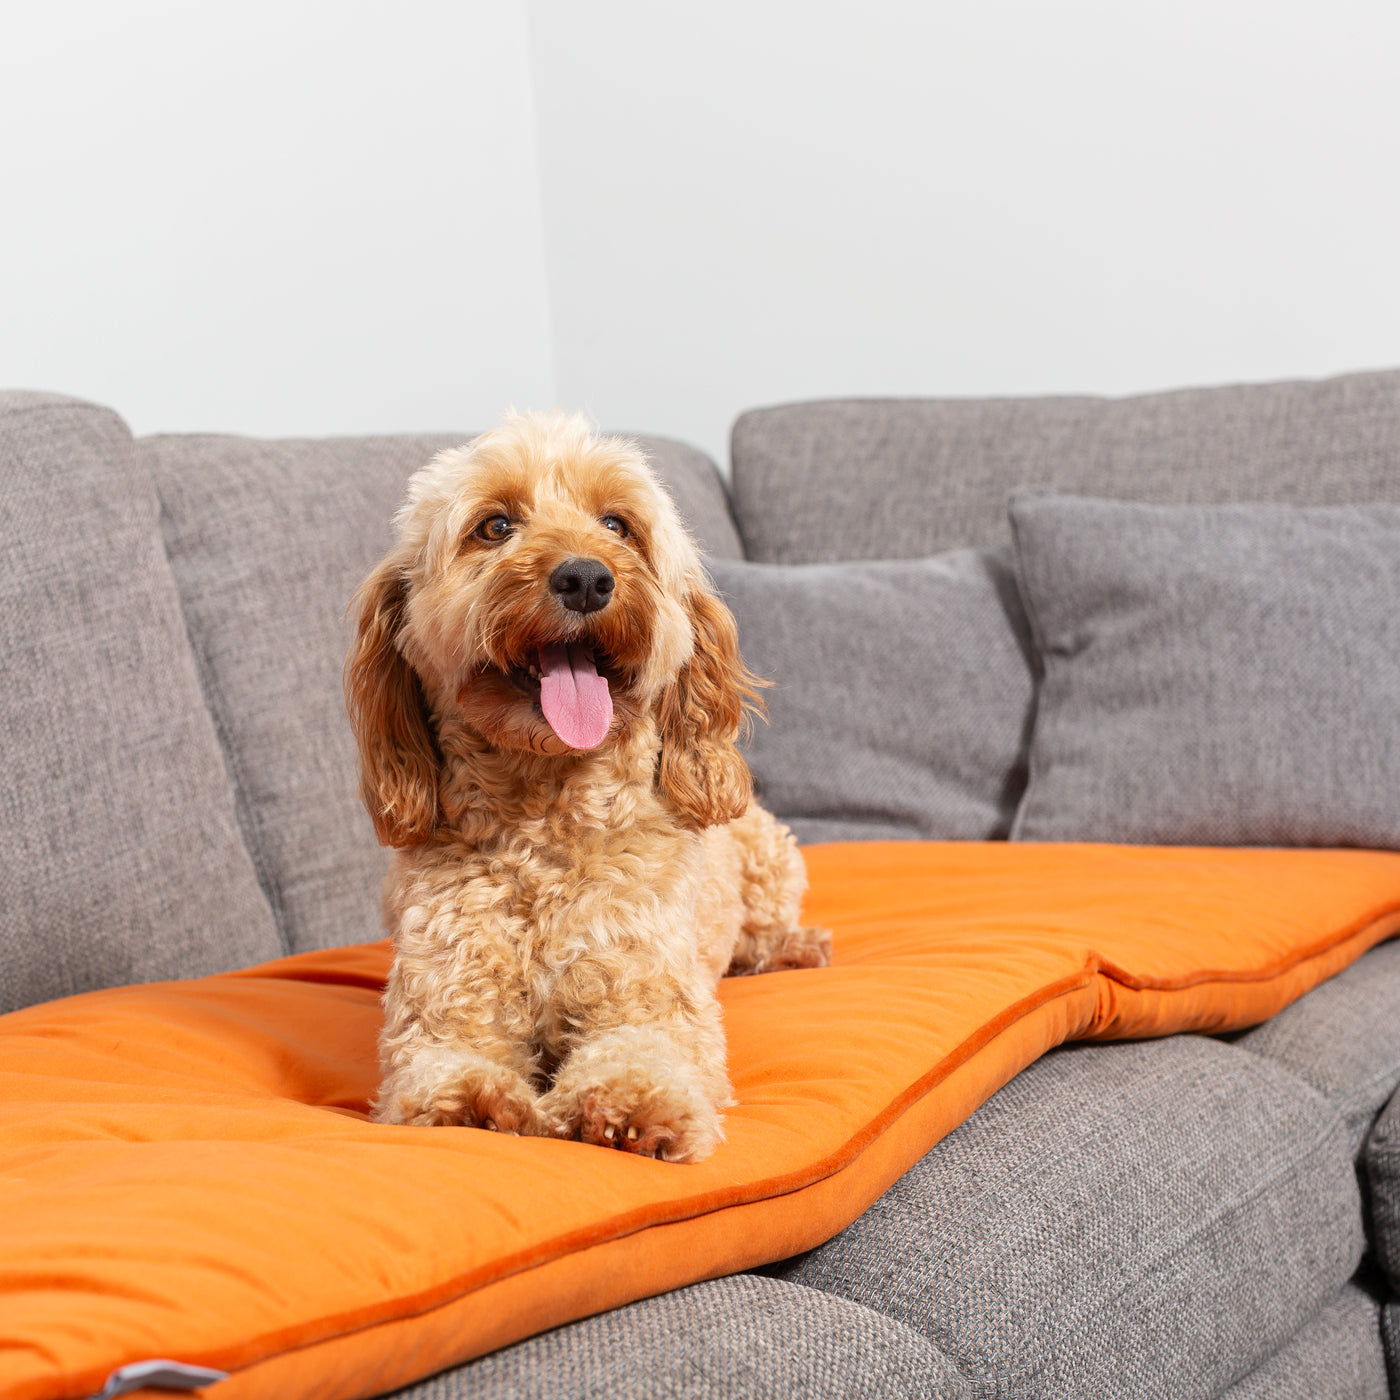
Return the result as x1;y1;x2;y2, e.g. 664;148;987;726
372;898;546;1134
537;971;730;1163
723;805;832;977
375;1040;543;1133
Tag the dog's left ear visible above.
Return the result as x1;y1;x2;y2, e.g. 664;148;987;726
656;581;763;831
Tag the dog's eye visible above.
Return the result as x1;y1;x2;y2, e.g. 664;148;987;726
474;515;513;543
600;515;629;538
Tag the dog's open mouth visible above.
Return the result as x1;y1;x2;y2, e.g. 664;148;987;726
508;643;614;750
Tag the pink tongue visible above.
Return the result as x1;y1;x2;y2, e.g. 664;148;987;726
537;642;613;750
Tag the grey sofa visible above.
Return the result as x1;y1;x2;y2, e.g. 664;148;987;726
3;370;1400;1400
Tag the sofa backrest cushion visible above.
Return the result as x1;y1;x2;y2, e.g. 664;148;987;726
0;394;281;1012
708;551;1034;844
1009;494;1400;849
145;432;457;954
144;430;736;956
729;369;1400;563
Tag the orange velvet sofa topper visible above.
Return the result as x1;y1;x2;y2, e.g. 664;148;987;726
4;842;1400;1400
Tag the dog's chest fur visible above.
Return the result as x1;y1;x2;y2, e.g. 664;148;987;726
382;722;715;1057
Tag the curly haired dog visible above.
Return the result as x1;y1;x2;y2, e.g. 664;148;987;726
346;411;830;1163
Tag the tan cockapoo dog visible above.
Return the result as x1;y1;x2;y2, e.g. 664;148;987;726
346;411;830;1162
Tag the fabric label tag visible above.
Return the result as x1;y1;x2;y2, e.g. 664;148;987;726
92;1359;229;1398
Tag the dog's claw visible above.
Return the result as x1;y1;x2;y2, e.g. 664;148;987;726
483;1119;498;1131
626;1125;639;1142
603;1124;616;1141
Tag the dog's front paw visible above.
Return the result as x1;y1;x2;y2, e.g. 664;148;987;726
374;1048;542;1134
541;1078;722;1163
540;1034;725;1163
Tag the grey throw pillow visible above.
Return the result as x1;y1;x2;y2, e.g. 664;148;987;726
706;552;1035;845
1009;493;1400;847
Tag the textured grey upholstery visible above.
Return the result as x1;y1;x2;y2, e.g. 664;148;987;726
378;1274;969;1400
145;429;737;955
730;368;1400;563
1364;1090;1400;1293
1239;938;1400;1159
1218;1285;1387;1400
0;394;280;1011
1008;495;1400;848
146;432;455;953
708;551;1033;844
773;1037;1362;1400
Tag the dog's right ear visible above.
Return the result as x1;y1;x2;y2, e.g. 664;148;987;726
345;559;441;848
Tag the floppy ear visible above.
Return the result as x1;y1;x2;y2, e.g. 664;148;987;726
656;582;764;831
345;559;441;847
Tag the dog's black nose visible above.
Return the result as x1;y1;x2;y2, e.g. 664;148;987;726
550;557;614;614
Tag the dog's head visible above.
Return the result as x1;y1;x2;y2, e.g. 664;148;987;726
346;411;760;847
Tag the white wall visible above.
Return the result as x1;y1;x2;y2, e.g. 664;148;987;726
4;1;1398;463
530;0;1400;464
0;2;553;437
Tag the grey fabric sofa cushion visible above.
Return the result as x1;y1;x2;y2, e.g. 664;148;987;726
1364;1088;1400;1293
1218;1285;1387;1400
379;1273;969;1400
730;368;1400;563
1008;494;1400;848
144;430;736;955
772;1036;1362;1400
707;552;1034;844
0;394;281;1011
145;432;449;953
1238;938;1400;1160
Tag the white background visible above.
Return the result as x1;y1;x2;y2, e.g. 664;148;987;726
3;1;1398;466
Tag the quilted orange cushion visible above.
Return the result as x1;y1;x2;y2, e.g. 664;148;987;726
5;842;1400;1400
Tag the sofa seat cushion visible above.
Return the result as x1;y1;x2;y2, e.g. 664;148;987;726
0;394;281;1014
379;1274;970;1400
143;431;736;957
729;368;1400;563
708;551;1034;844
4;842;1400;1400
778;1036;1364;1400
1238;938;1400;1159
1220;1285;1388;1400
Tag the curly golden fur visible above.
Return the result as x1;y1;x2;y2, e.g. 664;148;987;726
346;411;830;1162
